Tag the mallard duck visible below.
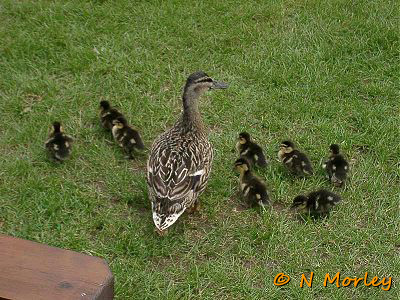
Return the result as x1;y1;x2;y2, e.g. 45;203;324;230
278;140;313;177
234;158;270;207
112;116;145;159
99;100;124;131
147;71;228;235
236;132;268;168
45;121;73;161
322;144;349;187
291;189;341;218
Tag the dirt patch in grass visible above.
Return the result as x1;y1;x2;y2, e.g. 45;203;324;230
271;201;287;213
91;180;107;193
128;159;147;172
21;93;43;114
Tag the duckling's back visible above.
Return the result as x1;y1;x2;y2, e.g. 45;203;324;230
248;177;270;206
101;108;123;130
292;150;313;175
47;133;72;161
309;189;341;215
330;155;349;185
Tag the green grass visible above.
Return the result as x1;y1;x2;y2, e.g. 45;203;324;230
1;0;399;299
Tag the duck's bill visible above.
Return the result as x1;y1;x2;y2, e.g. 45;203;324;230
211;80;229;89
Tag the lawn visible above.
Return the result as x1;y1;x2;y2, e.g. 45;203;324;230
0;0;399;299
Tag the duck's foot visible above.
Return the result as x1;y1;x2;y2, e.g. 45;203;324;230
155;228;168;236
187;201;200;214
194;201;201;212
258;200;270;208
233;203;248;212
332;181;343;187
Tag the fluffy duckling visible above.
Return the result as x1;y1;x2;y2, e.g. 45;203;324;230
99;100;124;131
278;140;313;177
236;132;268;168
112;116;144;159
45;121;73;161
323;144;349;187
234;158;270;207
291;189;341;218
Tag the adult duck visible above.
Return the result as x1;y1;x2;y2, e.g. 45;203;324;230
147;71;228;234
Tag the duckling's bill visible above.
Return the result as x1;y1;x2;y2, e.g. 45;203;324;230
211;80;229;89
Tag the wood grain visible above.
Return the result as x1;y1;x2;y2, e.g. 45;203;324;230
0;234;114;300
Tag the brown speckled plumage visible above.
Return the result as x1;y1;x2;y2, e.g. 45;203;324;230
147;71;228;233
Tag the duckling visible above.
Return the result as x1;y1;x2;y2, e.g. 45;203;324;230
322;144;349;187
236;132;268;168
291;189;341;218
112;116;145;159
45;121;73;161
147;71;228;235
234;158;270;207
278;140;313;177
99;100;124;131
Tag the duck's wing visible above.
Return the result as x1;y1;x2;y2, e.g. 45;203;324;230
294;151;313;175
44;137;54;149
147;139;212;231
130;129;145;149
63;134;74;147
253;145;268;167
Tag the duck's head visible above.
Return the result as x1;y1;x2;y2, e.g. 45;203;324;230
52;121;63;133
234;157;251;173
183;71;228;103
280;140;295;153
112;116;127;129
238;132;251;145
100;100;110;111
291;195;308;209
329;144;340;155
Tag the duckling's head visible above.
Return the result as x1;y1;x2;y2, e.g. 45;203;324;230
100;100;110;111
52;121;63;133
280;140;295;153
112;116;127;129
291;195;308;209
234;157;251;173
329;144;340;155
238;132;251;144
183;71;228;105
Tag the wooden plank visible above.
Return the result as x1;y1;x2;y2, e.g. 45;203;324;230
0;234;114;300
